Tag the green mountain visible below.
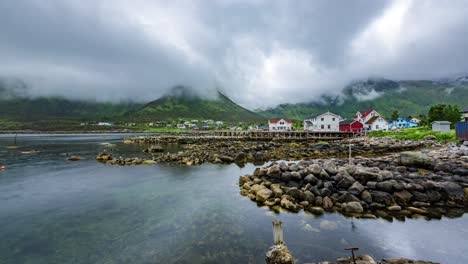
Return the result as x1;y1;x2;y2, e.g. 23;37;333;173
125;86;264;122
258;78;468;120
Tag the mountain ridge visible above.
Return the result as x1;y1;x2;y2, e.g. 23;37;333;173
258;78;468;120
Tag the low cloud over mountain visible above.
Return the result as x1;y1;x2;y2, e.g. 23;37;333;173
1;0;468;108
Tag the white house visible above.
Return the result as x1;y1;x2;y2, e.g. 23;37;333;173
97;122;113;126
303;112;343;131
354;109;388;130
365;116;388;130
177;124;186;129
410;117;421;124
268;118;293;131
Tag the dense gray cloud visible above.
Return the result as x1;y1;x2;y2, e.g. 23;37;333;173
0;0;467;108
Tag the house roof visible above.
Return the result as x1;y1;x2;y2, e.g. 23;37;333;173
340;120;363;125
365;116;380;124
358;109;374;118
306;111;342;120
461;107;468;113
304;120;313;125
268;118;293;124
431;121;451;125
340;120;353;125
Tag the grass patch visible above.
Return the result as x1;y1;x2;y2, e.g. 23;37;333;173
369;127;455;141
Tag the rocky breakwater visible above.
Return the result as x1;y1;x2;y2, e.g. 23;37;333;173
239;148;467;219
112;136;434;166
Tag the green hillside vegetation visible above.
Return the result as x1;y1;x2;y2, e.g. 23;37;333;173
0;97;141;122
369;127;455;141
259;80;468;120
125;87;264;122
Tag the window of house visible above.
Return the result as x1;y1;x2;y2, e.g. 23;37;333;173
280;122;284;125
332;118;335;121
376;125;379;129
321;118;324;121
321;125;324;129
327;125;331;129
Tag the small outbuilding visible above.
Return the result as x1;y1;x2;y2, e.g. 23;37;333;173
339;120;364;132
431;121;451;132
455;122;468;141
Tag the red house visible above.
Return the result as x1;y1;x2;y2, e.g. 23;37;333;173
339;120;364;132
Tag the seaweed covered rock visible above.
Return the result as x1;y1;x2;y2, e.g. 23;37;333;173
265;244;295;264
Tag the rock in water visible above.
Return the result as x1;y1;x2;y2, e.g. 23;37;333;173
336;254;377;264
256;188;273;202
68;156;81;161
342;201;364;213
265;244;295;264
96;152;112;161
380;258;439;264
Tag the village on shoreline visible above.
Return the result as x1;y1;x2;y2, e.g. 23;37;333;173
89;106;468;264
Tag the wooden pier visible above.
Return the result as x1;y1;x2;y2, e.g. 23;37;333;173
210;130;357;140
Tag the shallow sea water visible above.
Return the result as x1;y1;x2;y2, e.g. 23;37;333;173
0;134;466;264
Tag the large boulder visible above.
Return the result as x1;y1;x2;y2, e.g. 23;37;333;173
290;171;302;182
267;165;281;178
371;191;396;206
337;175;356;189
234;152;248;163
304;174;318;185
265;244;295;264
342;201;364;213
256;188;273;202
270;184;284;198
217;155;234;163
303;190;315;204
286;187;303;201
434;182;464;202
96;152;112;161
239;175;251;186
399;151;433;168
323;196;334;209
338;193;360;203
280;197;300;212
393;190;413;205
68;156;81;161
353;167;379;181
348;181;365;195
249;184;266;195
323;160;338;175
308;163;322;175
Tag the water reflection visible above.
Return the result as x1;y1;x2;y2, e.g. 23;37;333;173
0;135;466;264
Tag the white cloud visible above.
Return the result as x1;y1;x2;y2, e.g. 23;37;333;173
0;0;467;108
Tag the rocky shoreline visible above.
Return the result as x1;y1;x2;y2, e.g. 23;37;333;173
266;244;439;264
239;144;468;220
102;136;435;166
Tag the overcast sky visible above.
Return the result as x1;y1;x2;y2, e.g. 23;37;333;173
1;0;467;108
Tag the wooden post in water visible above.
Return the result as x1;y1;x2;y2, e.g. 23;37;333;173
348;142;352;165
272;220;283;245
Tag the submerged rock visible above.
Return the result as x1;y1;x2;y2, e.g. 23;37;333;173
67;156;81;161
96;152;112;161
265;244;295;264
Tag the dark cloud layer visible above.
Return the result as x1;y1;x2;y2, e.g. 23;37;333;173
0;0;467;107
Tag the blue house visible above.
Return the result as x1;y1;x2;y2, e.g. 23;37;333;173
388;117;418;129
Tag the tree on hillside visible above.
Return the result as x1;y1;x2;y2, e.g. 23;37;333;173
391;110;399;121
427;104;460;126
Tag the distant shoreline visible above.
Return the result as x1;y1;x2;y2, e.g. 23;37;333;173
0;130;146;134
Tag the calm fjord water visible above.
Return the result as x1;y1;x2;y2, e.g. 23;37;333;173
0;134;466;264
